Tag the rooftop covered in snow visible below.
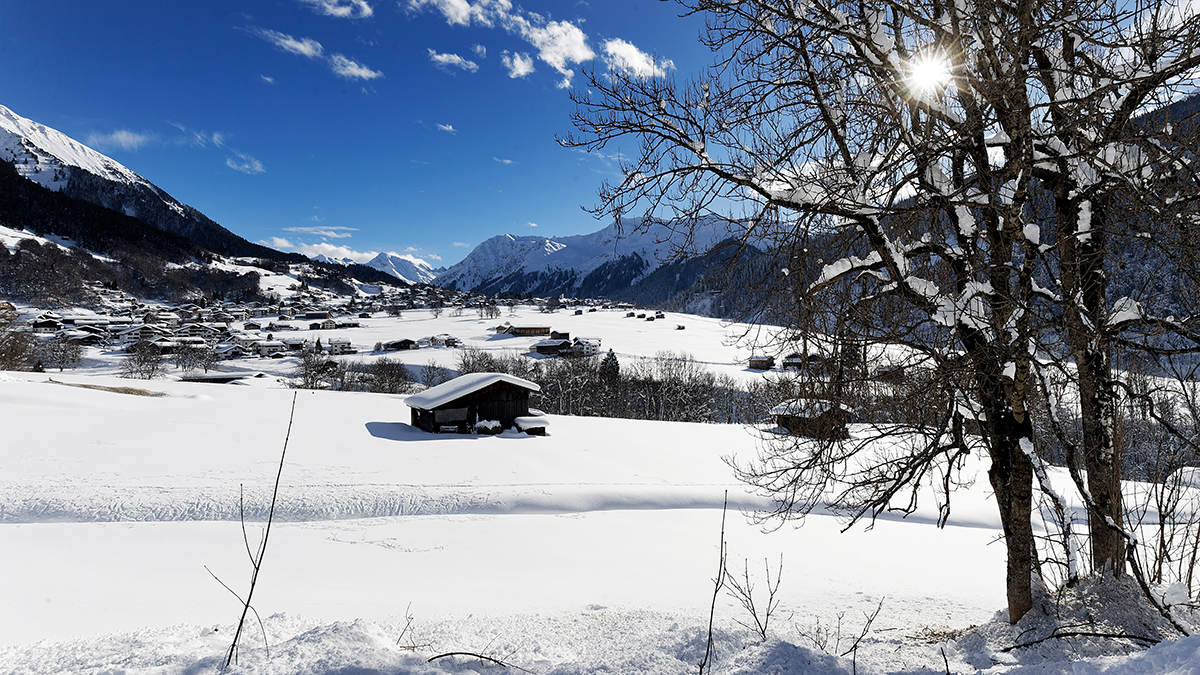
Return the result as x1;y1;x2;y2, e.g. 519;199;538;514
405;372;541;411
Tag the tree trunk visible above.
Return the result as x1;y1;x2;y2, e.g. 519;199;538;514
977;350;1037;623
1061;198;1126;576
987;417;1037;623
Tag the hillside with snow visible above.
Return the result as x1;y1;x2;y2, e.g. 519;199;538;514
1;307;1198;673
0;103;290;260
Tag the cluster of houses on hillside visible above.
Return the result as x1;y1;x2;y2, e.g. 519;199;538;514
15;287;473;361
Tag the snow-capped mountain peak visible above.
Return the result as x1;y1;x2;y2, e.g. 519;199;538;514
311;251;438;285
0;104;152;192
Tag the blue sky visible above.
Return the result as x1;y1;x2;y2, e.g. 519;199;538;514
0;0;708;267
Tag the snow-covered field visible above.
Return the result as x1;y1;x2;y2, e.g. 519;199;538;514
3;309;1199;674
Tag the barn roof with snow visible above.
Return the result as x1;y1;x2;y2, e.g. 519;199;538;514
405;372;540;411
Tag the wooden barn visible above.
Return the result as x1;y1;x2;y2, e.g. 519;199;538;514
770;399;852;439
406;373;543;434
748;355;776;370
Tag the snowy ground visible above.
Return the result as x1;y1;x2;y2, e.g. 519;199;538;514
3;310;1200;673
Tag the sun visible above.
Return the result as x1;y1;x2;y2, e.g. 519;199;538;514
907;53;952;96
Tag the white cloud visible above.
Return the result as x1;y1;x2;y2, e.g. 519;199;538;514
473;44;487;58
602;38;673;78
260;75;276;84
437;123;456;133
246;26;381;80
284;226;358;239
298;0;374;18
247;27;325;58
501;51;535;78
330;54;384;79
85;130;156;151
493;156;514;164
265;238;379;262
409;0;596;86
407;0;504;27
428;49;479;73
508;15;593;87
426;252;443;261
226;151;266;174
452;241;470;247
527;222;538;227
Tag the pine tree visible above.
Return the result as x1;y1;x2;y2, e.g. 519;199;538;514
600;349;620;384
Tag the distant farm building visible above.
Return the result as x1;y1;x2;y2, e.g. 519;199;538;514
501;325;551;336
748;355;776;370
770;399;852;439
382;338;419;351
406;373;545;435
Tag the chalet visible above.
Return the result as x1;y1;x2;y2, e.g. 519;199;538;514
430;334;460;347
256;340;287;357
770;399;852;439
382;339;419;351
281;337;308;351
326;337;355;355
336;321;361;329
309;319;337;330
406;372;543;434
111;324;170;344
304;311;333;320
572;337;602;357
531;338;572;356
503;325;551;336
175;336;209;350
243;321;263;331
53;329;104;346
781;353;806;370
748;355;776;370
550;331;570;341
30;318;64;334
214;344;250;360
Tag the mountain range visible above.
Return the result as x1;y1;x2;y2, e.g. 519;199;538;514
313;252;440;285
0;103;741;308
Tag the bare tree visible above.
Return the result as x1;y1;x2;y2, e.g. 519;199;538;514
564;0;1200;621
0;313;37;371
120;341;166;380
37;335;85;372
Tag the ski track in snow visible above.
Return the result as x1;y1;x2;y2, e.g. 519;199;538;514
0;482;770;523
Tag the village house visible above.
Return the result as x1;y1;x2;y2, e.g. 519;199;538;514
530;338;573;356
572;337;602;357
770;399;852;439
255;340;287;357
326;337;354;355
501;325;551;336
406;372;545;435
748;355;776;370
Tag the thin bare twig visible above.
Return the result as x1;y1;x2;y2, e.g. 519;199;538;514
1001;630;1161;652
427;651;537;674
698;491;729;675
220;392;298;670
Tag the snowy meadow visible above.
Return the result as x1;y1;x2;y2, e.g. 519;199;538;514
2;308;1199;674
